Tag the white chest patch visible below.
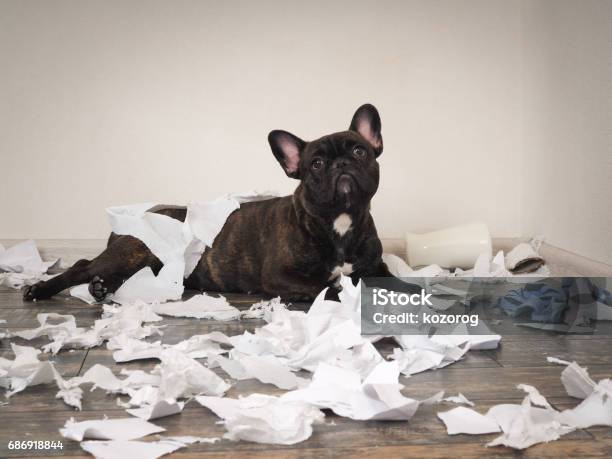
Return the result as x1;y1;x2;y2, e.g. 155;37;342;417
328;263;354;282
333;213;352;236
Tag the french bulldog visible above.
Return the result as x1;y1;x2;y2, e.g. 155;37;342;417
23;103;391;302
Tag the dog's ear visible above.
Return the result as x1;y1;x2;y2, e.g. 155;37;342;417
268;130;306;179
349;103;383;156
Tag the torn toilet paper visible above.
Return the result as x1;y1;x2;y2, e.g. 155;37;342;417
282;360;441;421
152;293;241;321
196;393;324;445
0;343;56;397
60;417;165;441
438;406;501;435
0;240;59;288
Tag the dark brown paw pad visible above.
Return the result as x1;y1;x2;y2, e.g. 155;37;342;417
23;284;37;301
88;276;108;301
23;283;51;301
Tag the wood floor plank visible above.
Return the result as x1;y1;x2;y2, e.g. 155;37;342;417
0;399;595;458
168;440;612;458
487;337;612;367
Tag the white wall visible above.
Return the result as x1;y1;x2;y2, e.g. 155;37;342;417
521;0;612;264
0;0;523;239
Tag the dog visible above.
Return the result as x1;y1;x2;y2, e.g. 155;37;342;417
23;103;391;302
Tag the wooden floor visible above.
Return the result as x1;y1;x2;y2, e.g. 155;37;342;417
1;285;612;458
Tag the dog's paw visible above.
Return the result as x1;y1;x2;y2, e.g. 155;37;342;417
88;276;108;302
22;284;36;301
23;283;47;301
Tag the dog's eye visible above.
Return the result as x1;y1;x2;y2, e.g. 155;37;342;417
311;158;324;170
353;146;366;158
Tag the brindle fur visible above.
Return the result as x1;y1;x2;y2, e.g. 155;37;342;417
23;104;392;302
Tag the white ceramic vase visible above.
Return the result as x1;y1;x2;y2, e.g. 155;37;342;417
405;221;492;269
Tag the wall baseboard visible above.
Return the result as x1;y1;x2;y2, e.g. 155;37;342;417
379;237;612;276
2;237;611;276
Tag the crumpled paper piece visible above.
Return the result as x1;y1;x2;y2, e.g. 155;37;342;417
556;379;612;429
79;365;159;393
390;334;471;376
110;338;165;363
155;348;230;399
282;360;441;421
126;400;185;421
196;393;325;445
212;353;308;390
0;343;56;397
438;406;501;435
54;370;85;410
430;323;502;351
13;313;80;342
548;358;612;429
486;397;573;449
438;391;572;449
60;417;164;441
517;383;553;409
562;363;598;399
443;393;475;406
0;240;59;288
153;293;241;321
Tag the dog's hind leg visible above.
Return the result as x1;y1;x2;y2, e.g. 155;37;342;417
23;235;162;302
